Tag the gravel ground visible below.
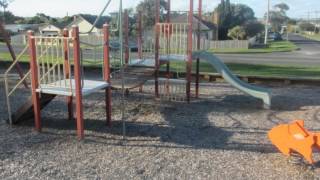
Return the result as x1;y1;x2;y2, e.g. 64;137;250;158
1;75;320;179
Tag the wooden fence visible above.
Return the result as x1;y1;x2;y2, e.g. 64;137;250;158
203;39;249;49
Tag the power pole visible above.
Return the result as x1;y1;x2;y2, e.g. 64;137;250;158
264;0;270;45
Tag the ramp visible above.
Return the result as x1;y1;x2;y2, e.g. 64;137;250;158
10;94;56;124
193;51;271;108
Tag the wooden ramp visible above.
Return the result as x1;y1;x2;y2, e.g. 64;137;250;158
111;66;155;90
10;94;56;124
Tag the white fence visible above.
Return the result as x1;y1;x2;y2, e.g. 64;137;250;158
202;39;249;49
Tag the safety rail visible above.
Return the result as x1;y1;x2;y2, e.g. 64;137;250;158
4;43;59;124
4;45;30;125
31;36;75;93
157;23;190;57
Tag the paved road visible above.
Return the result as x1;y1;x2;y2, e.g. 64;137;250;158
218;34;320;66
1;34;320;66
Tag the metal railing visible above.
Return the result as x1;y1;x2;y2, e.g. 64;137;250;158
32;36;74;93
4;45;30;125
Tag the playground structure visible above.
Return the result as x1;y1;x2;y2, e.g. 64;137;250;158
3;0;272;139
268;120;320;164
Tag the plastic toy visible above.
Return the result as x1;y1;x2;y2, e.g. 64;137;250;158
268;120;320;164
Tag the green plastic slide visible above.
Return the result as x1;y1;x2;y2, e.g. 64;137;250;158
192;51;271;108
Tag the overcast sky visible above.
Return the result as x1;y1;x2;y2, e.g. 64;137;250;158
7;0;320;19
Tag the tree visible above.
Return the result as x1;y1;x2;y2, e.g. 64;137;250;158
299;22;316;32
228;26;246;40
244;21;264;37
215;1;256;39
268;3;290;32
274;3;289;13
136;0;168;28
0;0;14;22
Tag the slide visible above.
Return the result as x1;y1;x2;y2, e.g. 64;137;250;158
192;51;271;108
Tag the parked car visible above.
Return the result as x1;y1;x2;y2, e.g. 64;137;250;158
269;32;283;41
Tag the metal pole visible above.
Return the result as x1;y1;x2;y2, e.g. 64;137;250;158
155;0;160;98
138;11;142;59
166;0;171;82
187;0;194;103
124;10;129;64
103;24;112;127
196;0;202;98
264;0;270;45
119;0;126;141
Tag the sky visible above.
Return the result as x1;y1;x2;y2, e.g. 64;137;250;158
6;0;320;19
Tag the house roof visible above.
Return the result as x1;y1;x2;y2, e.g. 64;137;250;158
76;14;111;29
171;14;216;31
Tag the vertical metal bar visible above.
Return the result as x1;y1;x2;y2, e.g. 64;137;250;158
167;0;171;23
103;24;112;127
138;11;143;59
155;0;160;98
63;29;73;120
4;77;12;125
28;31;42;131
186;0;194;103
124;10;129;64
196;0;202;98
72;26;84;139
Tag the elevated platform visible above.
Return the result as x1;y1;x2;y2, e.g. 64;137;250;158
37;79;109;96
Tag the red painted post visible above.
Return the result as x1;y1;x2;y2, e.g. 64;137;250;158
137;11;143;59
186;0;194;103
28;31;41;131
63;29;73;120
124;10;129;64
196;0;202;98
72;26;84;139
155;0;160;98
103;24;112;127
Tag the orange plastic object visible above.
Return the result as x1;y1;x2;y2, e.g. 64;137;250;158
268;120;320;164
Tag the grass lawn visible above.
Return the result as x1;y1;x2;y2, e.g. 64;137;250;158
2;51;319;79
211;41;298;54
164;61;320;79
301;33;320;41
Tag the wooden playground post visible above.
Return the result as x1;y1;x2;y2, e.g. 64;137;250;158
72;26;84;139
124;10;129;65
196;0;202;98
186;0;194;103
137;11;143;59
103;24;112;127
155;0;160;98
28;31;41;132
0;21;29;89
63;29;73;120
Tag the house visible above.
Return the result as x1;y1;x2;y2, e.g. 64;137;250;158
65;14;111;36
39;23;63;36
171;14;217;40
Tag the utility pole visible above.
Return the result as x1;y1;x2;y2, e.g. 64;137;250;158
264;0;270;45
